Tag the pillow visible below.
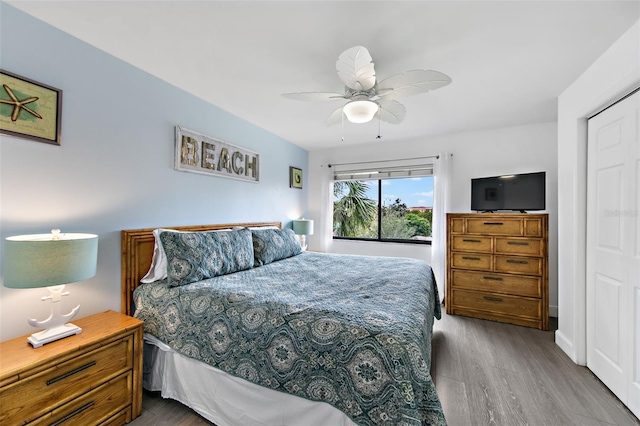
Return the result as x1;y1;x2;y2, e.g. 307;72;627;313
141;228;232;283
159;228;254;286
232;225;280;231
251;228;302;266
140;228;176;283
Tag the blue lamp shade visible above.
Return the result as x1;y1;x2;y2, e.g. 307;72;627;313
4;232;98;289
292;219;314;236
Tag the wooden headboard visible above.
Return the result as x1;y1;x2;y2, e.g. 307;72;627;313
121;221;281;316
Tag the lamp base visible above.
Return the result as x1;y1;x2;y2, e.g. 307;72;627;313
27;285;82;348
28;323;82;348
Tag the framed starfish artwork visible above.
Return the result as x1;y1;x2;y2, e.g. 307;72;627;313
0;70;62;145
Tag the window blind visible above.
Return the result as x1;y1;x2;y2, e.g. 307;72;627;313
330;156;436;181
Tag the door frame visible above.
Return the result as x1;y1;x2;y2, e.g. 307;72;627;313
585;90;638;403
557;74;639;366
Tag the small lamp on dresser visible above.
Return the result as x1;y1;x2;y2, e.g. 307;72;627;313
3;229;98;348
292;219;314;251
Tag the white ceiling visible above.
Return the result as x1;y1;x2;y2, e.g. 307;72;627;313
7;1;640;151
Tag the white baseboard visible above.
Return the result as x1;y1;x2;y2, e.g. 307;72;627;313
555;330;582;365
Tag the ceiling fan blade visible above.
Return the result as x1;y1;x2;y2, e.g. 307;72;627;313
281;92;346;101
336;46;376;92
377;100;406;124
376;70;451;100
325;106;345;126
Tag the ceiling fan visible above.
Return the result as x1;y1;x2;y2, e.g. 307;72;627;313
282;46;451;126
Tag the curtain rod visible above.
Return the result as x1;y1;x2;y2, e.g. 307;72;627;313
328;155;440;168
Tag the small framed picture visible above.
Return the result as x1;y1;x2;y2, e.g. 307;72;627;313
290;166;303;189
0;70;62;145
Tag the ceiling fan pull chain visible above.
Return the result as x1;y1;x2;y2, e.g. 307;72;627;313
376;109;382;139
341;110;345;142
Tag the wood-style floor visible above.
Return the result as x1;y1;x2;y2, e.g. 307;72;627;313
129;311;639;425
431;313;637;425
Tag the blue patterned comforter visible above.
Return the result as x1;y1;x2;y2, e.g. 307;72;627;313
133;251;445;425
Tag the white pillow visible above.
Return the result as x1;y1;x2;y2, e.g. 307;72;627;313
140;229;175;283
140;228;232;283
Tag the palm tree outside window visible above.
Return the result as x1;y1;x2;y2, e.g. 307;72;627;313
333;177;434;244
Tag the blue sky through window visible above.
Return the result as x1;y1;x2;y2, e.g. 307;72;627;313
363;177;434;209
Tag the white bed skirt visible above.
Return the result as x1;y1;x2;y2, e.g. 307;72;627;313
143;334;358;426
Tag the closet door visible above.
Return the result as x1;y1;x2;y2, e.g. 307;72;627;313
586;89;639;419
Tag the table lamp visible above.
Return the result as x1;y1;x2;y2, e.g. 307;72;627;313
3;229;98;348
292;219;314;251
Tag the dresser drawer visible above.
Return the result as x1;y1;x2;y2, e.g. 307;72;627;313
495;237;543;256
466;218;522;235
524;218;544;237
451;289;541;319
495;255;542;275
449;217;465;234
28;372;131;426
451;252;492;271
451;235;492;252
1;336;132;424
451;270;541;297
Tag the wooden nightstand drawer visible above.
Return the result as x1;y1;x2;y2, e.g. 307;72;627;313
495;255;542;275
102;409;132;426
0;311;142;426
451;289;541;319
451;235;492;252
451;270;541;297
28;372;132;426
451;252;492;271
1;336;132;424
495;237;543;256
466;218;522;235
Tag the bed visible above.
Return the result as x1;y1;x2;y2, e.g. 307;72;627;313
121;222;445;426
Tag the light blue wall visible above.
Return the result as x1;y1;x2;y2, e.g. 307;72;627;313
0;4;308;340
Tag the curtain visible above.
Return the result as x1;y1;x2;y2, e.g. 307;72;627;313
322;166;335;253
431;153;452;303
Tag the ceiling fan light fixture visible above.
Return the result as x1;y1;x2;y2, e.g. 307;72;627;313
343;100;378;124
283;46;451;127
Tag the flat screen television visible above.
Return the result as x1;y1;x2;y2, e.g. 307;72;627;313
471;171;546;212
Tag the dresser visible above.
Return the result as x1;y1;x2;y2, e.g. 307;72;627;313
0;310;143;425
446;213;548;330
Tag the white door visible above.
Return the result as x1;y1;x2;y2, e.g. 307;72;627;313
587;89;640;419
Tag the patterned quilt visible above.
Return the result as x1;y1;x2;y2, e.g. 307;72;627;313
133;251;446;425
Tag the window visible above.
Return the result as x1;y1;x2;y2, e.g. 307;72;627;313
333;176;434;244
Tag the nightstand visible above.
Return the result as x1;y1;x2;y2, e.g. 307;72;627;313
0;310;143;425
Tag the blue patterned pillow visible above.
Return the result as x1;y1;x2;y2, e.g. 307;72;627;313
159;228;254;286
252;228;302;266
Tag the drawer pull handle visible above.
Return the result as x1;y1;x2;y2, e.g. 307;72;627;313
46;361;96;386
506;259;529;265
484;296;503;302
50;402;95;426
483;222;504;226
483;276;503;281
507;241;530;246
462;256;481;261
462;239;482;243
